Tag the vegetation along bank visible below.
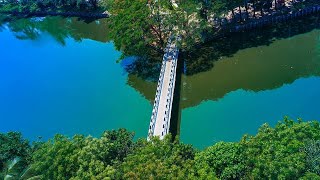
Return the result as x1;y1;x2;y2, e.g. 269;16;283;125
1;118;320;179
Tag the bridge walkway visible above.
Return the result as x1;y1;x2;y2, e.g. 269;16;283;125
148;39;179;140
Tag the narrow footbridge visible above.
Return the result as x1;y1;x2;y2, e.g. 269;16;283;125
148;38;179;140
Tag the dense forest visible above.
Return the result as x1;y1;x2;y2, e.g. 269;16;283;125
0;0;102;12
0;0;317;56
1;118;320;179
106;0;317;59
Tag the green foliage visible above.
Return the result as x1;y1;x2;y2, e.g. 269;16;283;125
175;0;207;50
195;142;247;179
208;0;228;17
117;135;199;179
31;129;134;179
107;0;207;60
302;140;320;175
29;3;39;12
1;119;320;179
107;0;153;58
300;172;320;180
243;119;320;179
195;118;320;179
0;0;104;13
2;157;41;180
1;4;17;11
0;132;31;171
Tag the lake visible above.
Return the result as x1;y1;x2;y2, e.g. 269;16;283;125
0;16;319;148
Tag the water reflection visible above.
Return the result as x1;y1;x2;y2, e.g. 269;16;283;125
128;15;320;109
0;16;110;45
128;28;320;107
3;15;318;111
181;29;320;108
184;15;320;75
1;14;320;147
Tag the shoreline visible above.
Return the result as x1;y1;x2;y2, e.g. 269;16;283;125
199;4;320;46
0;10;109;19
230;5;320;32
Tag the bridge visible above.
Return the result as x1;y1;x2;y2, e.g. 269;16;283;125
148;37;179;140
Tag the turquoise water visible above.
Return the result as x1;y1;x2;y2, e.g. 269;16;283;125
0;18;152;140
181;77;320;149
1;17;320;149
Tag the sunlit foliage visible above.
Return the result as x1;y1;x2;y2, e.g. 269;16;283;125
1;119;320;179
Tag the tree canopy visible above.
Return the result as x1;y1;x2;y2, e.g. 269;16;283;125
1;118;320;179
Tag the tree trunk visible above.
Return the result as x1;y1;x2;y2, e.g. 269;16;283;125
158;23;164;47
245;3;249;19
238;6;242;21
253;1;256;17
231;9;235;18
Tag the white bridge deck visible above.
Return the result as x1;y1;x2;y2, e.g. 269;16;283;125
148;40;179;140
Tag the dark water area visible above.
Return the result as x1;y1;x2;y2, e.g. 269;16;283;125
177;15;320;148
180;29;320;148
1;15;320;148
132;15;320;148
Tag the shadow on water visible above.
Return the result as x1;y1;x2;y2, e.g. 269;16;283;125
169;56;184;139
184;13;320;75
167;14;320;141
125;14;320;136
123;54;163;82
124;13;320;87
2;13;320;137
127;13;320;105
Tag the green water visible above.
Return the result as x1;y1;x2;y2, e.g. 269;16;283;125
179;30;320;148
1;16;320;148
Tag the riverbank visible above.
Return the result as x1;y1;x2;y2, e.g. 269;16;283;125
230;5;320;32
0;10;109;19
198;4;320;49
0;0;109;19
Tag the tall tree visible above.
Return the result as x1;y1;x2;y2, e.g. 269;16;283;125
107;0;175;59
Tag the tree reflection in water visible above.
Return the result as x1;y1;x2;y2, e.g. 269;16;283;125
0;16;109;45
1;14;320;110
127;14;320;109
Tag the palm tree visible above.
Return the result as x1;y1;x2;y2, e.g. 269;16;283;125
1;157;42;180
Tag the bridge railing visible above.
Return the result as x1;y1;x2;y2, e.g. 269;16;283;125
148;59;167;139
149;39;173;139
160;45;179;138
148;36;179;140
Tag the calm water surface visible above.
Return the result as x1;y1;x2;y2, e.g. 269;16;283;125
180;29;320;148
0;17;152;140
0;16;319;148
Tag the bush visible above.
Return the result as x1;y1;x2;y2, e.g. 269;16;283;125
0;132;31;171
302;140;320;175
2;118;320;179
195;142;247;179
30;3;39;12
195;119;320;179
243;119;320;179
31;129;134;179
117;135;199;179
0;4;16;11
